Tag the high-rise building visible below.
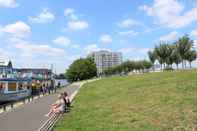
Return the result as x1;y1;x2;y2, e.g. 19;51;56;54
88;50;122;75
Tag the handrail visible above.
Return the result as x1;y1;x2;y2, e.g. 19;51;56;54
0;84;70;113
0;95;33;112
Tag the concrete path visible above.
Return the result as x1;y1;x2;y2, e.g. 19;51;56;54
0;82;83;131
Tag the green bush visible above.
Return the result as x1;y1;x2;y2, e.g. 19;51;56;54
163;67;174;71
65;58;97;82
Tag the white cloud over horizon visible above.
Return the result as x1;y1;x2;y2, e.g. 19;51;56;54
53;36;79;48
100;34;112;44
64;8;78;20
191;30;197;36
2;21;31;38
139;0;197;28
0;0;18;8
118;18;142;28
119;30;139;36
159;31;178;41
118;47;150;60
84;44;111;54
29;8;55;24
67;20;89;31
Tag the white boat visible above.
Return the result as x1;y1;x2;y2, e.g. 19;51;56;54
0;78;32;102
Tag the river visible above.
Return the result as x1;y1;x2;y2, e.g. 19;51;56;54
54;79;68;87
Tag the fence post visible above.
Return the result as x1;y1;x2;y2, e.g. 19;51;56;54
28;97;30;102
23;99;25;104
3;105;6;111
11;103;13;108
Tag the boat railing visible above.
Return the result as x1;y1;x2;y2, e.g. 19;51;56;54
0;84;69;113
0;93;45;113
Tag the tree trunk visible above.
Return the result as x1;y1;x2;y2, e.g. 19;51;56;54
176;63;179;70
182;60;184;69
190;62;192;68
153;64;155;72
184;60;187;69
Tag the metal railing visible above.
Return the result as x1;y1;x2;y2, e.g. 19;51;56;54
0;85;69;113
0;93;45;113
38;113;62;131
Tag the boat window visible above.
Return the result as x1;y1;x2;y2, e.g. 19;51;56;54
8;83;17;91
18;83;23;90
0;83;5;92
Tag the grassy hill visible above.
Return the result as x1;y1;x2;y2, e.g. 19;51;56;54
54;70;197;131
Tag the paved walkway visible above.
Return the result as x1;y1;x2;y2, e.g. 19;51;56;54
0;82;83;131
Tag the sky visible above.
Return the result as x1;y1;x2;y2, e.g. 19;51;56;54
0;0;197;73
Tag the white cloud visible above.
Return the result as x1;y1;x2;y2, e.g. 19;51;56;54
139;0;197;28
29;9;55;23
53;36;79;48
193;40;197;48
0;48;12;60
118;47;149;60
53;36;71;46
118;19;142;28
67;20;89;30
159;31;178;41
3;21;31;38
64;8;78;20
191;30;197;36
0;25;3;37
10;38;65;57
119;30;139;36
100;34;112;44
84;44;110;54
118;47;149;54
0;0;18;8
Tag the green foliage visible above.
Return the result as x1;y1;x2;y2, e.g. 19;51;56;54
163;67;174;71
148;50;156;64
185;50;197;68
103;60;152;76
185;50;197;62
65;58;97;82
151;35;196;69
176;35;193;61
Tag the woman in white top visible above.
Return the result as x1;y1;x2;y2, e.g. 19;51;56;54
45;93;65;117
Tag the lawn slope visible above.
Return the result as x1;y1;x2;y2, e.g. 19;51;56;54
54;70;197;131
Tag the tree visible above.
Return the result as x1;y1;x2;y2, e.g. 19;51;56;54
103;60;152;76
176;35;193;68
171;47;182;69
148;51;156;71
185;50;197;68
165;44;174;68
142;60;153;72
65;58;97;82
154;42;169;70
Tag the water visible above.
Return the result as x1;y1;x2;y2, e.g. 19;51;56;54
54;79;68;87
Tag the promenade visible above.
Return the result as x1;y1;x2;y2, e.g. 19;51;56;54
0;82;83;131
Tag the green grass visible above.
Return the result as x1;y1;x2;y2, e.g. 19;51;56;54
54;70;197;131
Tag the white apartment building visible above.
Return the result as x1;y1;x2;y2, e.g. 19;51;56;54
88;50;122;75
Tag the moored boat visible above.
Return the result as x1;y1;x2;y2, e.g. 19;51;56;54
0;78;32;102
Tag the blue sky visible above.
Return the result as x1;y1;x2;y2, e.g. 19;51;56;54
0;0;197;73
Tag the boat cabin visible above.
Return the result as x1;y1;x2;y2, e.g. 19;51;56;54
0;78;32;101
